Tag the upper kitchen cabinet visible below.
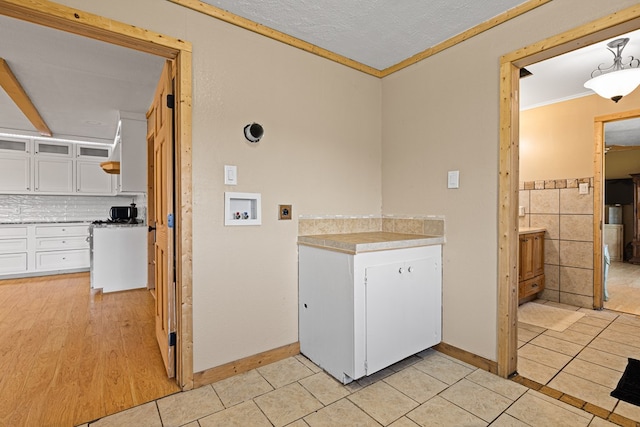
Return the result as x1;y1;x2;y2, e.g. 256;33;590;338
76;145;114;194
0;137;31;192
0;137;115;195
108;112;147;194
33;141;73;193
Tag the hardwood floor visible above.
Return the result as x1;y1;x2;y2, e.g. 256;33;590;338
604;261;640;315
0;272;180;426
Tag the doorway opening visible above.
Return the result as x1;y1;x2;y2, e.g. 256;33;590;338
0;0;193;421
596;111;640;316
498;6;640;377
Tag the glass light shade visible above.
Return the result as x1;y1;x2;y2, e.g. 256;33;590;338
584;68;640;100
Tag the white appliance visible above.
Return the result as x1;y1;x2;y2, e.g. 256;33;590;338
299;244;442;384
90;225;147;293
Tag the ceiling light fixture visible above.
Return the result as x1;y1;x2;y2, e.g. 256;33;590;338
584;38;640;103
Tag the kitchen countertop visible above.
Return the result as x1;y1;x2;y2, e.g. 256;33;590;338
0;220;93;225
519;227;546;234
298;231;444;254
91;223;146;228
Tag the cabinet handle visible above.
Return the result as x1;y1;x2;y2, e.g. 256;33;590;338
531;283;538;288
408;266;414;273
398;267;404;274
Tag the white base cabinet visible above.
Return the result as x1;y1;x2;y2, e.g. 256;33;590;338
0;222;90;278
299;244;442;384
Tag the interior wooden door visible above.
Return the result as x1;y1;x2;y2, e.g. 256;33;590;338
148;60;176;377
146;112;156;290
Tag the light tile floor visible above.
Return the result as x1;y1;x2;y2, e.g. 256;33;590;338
78;342;634;427
517;300;640;424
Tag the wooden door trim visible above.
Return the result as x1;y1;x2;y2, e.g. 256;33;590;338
593;109;640;309
0;0;194;390
498;4;640;378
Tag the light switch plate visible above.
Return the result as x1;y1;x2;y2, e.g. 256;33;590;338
579;182;589;194
224;165;237;185
447;170;459;189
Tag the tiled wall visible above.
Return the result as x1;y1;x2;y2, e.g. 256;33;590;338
519;177;593;308
0;194;146;223
298;215;445;237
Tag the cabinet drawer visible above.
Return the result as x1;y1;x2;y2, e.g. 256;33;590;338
0;252;27;274
36;249;89;271
0;238;28;254
0;226;28;238
519;275;545;299
35;224;88;237
35;236;88;251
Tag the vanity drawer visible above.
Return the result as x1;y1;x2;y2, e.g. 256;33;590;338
519;275;545;299
0;226;28;238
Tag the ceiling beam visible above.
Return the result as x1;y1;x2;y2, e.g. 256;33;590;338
0;57;52;136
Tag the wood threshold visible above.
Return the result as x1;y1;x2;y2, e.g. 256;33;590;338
193;342;300;388
168;0;549;78
498;4;640;377
0;0;195;391
434;342;498;374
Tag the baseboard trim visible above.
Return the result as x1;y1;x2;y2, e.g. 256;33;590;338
434;342;498;374
193;342;300;388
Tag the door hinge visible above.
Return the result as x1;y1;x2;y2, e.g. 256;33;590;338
364;361;368;372
169;332;176;347
166;94;175;109
168;213;174;228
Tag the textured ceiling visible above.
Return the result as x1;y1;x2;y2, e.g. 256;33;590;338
1;2;639;145
200;0;529;70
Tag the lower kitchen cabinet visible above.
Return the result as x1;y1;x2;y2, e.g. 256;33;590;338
0;225;28;275
0;222;90;278
299;244;442;384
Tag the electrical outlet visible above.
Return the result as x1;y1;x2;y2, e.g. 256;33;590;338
279;204;292;220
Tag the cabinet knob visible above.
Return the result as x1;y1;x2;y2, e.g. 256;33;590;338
62;240;66;244
398;267;404;274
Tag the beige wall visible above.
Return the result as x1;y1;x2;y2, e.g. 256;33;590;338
380;0;639;361
55;0;382;372
521;91;640;182
54;0;640;370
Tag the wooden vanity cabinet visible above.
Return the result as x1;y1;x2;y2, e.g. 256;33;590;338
518;231;545;304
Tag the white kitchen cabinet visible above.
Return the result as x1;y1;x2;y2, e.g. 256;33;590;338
34;223;90;272
115;113;147;193
0;222;90;278
0;155;31;193
77;160;114;194
299;244;442;384
0;138;31;193
0;225;28;274
34;157;74;193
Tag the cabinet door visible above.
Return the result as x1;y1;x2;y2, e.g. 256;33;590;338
0;155;30;192
34;158;73;193
519;235;534;281
76;160;114;194
365;255;441;375
532;232;545;276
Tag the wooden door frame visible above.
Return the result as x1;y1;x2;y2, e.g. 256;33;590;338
0;0;194;389
498;5;640;377
593;109;640;309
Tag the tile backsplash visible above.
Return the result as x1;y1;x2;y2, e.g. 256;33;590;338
519;177;593;308
298;214;445;238
0;194;146;223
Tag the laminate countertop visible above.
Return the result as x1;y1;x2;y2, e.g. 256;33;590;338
519;227;546;234
298;231;445;254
